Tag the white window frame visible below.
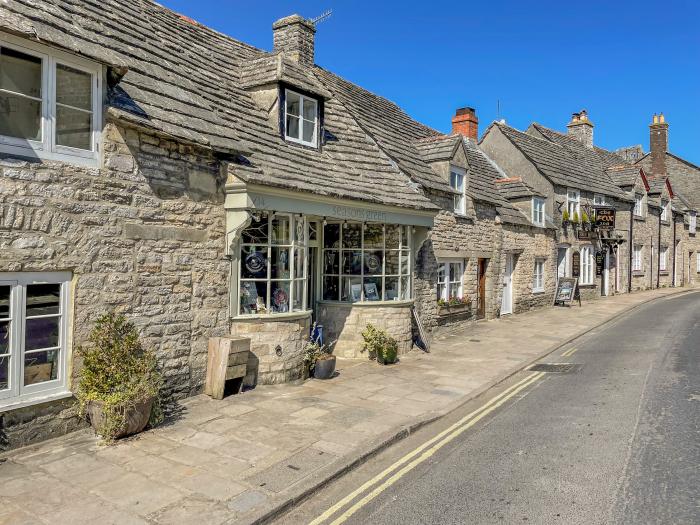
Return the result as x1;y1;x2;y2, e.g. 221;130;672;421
533;258;545;292
593;194;607;206
661;199;669;221
0;272;71;411
690;212;697;234
450;166;466;215
283;88;318;147
0;33;102;167
634;193;645;217
567;189;580;219
696;252;700;273
532;197;545;227
633;245;643;272
437;259;464;301
659;246;668;271
580;245;594;285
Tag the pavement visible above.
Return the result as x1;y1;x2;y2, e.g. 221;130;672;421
0;287;694;525
277;289;700;525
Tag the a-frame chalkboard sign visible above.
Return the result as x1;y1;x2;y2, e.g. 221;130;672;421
554;277;581;307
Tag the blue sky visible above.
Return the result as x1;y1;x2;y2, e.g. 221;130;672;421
160;0;699;165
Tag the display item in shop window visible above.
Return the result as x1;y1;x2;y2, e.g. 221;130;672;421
364;282;380;301
245;252;267;276
365;254;381;273
351;283;362;302
273;287;289;309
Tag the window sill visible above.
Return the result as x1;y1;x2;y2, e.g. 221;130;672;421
0;390;73;414
633;215;646;222
632;271;645;277
578;284;597;289
659;271;670;275
661;220;671;226
232;310;312;321
318;299;414;308
0;144;99;168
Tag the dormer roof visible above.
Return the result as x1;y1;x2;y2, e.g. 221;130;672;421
239;53;332;99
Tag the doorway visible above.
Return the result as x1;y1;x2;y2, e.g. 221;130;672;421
557;246;569;280
477;258;488;319
501;254;513;315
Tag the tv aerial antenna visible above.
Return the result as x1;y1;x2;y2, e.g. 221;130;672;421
311;9;333;26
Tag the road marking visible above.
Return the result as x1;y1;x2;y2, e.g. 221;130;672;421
561;347;579;357
308;371;545;525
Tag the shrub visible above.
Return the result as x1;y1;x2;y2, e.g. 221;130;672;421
562;210;570;222
361;324;399;364
303;323;335;372
77;313;163;442
582;211;590;223
572;212;580;224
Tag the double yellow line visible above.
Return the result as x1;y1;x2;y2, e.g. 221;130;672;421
308;371;545;525
561;347;579;357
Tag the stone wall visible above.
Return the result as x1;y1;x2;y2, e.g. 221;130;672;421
318;302;413;358
230;314;311;385
0;120;230;449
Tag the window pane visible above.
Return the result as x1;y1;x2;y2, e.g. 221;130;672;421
386;251;399;274
0;285;9;319
400;251;410;275
302;119;315;143
286;114;299;139
270;281;290;313
56;64;91;110
0;320;9;354
449;263;461;282
0;92;41;140
342;251;362;275
363;251;383;275
26;283;61;316
271;215;290;245
302;98;316;121
286;91;300;116
292;280;304;311
0;355;8;391
240;281;267;314
0;47;41;97
324;223;340;248
362;277;382;301
400;276;410;300
323;276;339;301
401;226;409;247
242;215;268;244
385;277;399;300
385;225;400;249
24;349;59;386
294;216;305;244
324;250;339;274
25;317;60;351
342;223;362;248
342;276;362;302
363;223;383;249
271;247;291;279
241;245;268;279
56;104;92;150
294;247;305;279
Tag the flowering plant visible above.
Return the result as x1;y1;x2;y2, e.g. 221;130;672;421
438;295;470;307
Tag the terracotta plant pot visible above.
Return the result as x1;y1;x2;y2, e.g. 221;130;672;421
313;355;336;379
88;397;154;440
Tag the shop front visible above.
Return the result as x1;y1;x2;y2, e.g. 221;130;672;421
225;185;434;384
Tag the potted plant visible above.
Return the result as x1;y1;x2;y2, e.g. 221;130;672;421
562;210;570;227
581;211;591;230
571;211;580;228
303;325;336;380
77;313;163;443
361;324;398;365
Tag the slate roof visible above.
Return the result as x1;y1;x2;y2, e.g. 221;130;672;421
239;54;332;99
646;176;669;195
413;135;462;163
495;178;544;199
636;152;700;210
605;165;640;187
1;0;438;212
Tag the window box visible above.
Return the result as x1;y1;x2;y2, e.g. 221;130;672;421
437;302;471;317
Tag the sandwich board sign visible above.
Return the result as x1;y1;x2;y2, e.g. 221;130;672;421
554;277;580;307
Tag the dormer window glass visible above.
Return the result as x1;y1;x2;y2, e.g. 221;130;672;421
566;189;580;219
450;166;466;215
660;199;669;221
284;89;317;147
532;197;545;227
634;193;645;217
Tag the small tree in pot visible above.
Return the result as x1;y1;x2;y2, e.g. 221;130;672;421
361;324;398;365
77;313;163;443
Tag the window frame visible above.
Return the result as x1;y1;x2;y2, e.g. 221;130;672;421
634;193;645;218
690;212;697;234
533;258;545;292
593;194;607;206
660;199;669;222
633;244;643;272
450;166;467;215
579;245;594;285
566;188;580;219
283;88;318;148
0;272;71;410
659;246;668;271
532;197;545;227
437;259;464;301
696;252;700;273
0;33;102;167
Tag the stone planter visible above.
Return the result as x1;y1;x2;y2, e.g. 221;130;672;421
87;397;154;440
312;355;336;379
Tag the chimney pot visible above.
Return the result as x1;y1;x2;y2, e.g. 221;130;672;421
272;14;316;66
451;107;479;141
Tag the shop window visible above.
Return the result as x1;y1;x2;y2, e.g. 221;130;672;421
634;193;645;217
533;259;545;292
0;273;71;408
284;89;318;147
532;197;545;227
580;245;594;285
450;166;466;215
322;222;411;302
633;245;643;272
437;260;464;301
239;214;307;315
659;246;668;271
567;189;580;219
0;36;101;165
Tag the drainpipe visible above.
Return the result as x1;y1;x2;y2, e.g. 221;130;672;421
672;214;677;287
628;203;634;293
657;208;662;289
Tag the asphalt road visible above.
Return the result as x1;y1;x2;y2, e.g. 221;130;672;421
276;291;700;525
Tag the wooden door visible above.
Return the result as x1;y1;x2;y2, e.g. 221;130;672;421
477;259;487;319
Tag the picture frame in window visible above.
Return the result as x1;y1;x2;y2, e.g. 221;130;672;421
351;283;362;302
363;282;380;301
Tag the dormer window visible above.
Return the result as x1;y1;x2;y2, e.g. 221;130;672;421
450;166;466;215
532;197;545;227
660;199;669;221
284;89;318;147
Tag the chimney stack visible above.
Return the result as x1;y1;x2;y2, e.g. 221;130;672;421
649;113;669;177
566;109;594;148
451;107;479;141
272;15;316;66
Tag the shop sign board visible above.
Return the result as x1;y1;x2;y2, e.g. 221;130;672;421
595;251;604;276
577;230;593;240
554;277;580;306
571;251;581;277
596;208;616;230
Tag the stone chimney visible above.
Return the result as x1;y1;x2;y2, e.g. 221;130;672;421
272;15;316;66
451;107;479;141
649;113;669;177
566;109;594;148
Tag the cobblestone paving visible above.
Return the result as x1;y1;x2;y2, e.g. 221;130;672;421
0;288;689;525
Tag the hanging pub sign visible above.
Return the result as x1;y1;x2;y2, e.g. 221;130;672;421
595;251;604;276
554;277;581;307
596;208;616;230
571;251;581;277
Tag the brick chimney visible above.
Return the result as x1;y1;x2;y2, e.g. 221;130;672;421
451;107;479;141
566;109;594;148
272;15;316;66
649;113;668;177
